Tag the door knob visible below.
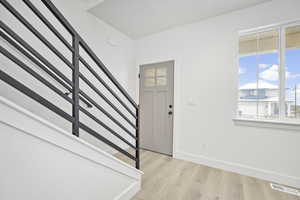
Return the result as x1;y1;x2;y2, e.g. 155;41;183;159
168;111;173;115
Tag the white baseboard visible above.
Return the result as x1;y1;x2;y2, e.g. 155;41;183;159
174;151;300;189
114;182;141;200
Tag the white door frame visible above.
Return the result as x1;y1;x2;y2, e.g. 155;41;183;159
138;59;179;158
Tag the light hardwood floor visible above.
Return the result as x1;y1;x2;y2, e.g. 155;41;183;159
115;150;300;200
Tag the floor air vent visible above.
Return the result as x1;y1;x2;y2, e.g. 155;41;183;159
270;183;300;196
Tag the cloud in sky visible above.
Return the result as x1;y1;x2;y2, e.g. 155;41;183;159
259;64;279;81
259;64;270;69
259;64;300;81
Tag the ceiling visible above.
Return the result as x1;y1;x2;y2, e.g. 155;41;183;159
88;0;271;39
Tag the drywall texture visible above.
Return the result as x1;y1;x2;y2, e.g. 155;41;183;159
136;0;300;187
0;0;137;152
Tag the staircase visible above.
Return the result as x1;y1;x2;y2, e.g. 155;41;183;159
0;0;141;199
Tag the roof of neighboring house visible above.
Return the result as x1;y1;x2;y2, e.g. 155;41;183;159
239;96;293;102
240;80;278;90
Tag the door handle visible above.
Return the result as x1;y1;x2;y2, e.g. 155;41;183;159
168;111;173;115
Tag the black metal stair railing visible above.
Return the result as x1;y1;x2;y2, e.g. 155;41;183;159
0;0;140;169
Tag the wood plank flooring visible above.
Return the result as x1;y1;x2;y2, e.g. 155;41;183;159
115;150;300;200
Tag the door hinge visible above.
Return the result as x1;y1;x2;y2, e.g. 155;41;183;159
138;73;140;78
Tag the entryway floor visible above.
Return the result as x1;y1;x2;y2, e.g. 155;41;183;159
116;150;300;200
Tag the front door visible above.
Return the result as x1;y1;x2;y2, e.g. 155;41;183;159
139;61;174;155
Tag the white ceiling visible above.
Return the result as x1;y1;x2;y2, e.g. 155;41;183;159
88;0;271;39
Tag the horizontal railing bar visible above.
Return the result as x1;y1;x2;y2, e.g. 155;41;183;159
79;106;136;149
0;30;70;91
1;0;73;69
0;22;135;134
0;52;135;155
0;68;135;159
41;0;138;109
0;70;74;123
0;29;92;109
22;0;73;52
1;41;135;152
40;0;75;36
0;45;73;105
79;56;137;119
0;68;135;161
79;73;137;133
1;33;134;145
64;92;92;108
79;41;138;109
0;24;94;111
79;122;136;161
79;95;93;108
0;20;73;87
78;89;137;141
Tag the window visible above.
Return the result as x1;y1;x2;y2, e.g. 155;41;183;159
237;22;300;122
144;67;167;87
144;68;156;87
285;25;300;119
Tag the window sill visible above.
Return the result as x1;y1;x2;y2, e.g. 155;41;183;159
233;118;300;131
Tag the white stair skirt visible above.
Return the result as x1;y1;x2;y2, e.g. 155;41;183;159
0;96;142;200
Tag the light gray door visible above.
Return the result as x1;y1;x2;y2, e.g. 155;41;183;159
139;61;174;155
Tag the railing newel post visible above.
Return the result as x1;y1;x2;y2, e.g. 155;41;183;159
72;34;80;137
135;105;140;169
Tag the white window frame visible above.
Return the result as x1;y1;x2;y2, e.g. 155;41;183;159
234;20;300;127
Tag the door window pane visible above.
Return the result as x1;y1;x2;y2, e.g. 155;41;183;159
156;68;167;77
144;67;168;87
145;68;155;77
145;78;155;87
157;77;167;86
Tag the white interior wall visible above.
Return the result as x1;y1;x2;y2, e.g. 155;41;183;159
0;0;137;152
136;0;300;188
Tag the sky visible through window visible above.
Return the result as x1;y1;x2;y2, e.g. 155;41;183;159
238;25;300;119
239;49;300;89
